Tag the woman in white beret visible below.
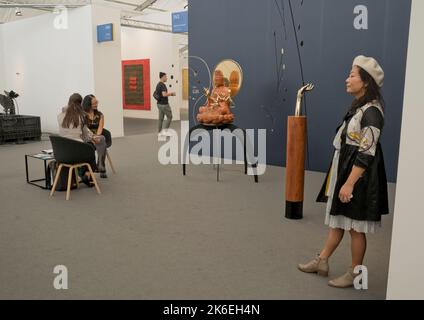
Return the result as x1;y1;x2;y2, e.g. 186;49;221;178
298;55;389;288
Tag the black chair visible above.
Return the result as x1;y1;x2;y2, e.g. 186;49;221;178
49;135;101;200
102;128;116;174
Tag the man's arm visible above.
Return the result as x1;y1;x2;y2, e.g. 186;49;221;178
162;91;176;97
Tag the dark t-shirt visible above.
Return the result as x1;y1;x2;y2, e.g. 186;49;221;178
85;110;103;134
156;82;168;105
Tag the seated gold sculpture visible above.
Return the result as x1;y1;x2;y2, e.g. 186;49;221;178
196;59;242;126
196;70;235;125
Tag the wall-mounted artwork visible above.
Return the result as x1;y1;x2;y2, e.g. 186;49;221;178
182;68;189;100
122;59;151;110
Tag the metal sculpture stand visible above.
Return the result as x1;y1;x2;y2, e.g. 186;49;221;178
182;123;258;183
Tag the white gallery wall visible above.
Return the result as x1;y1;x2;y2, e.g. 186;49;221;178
90;1;124;137
121;26;188;121
0;27;5;91
1;4;185;132
387;0;424;300
0;6;95;133
0;4;124;137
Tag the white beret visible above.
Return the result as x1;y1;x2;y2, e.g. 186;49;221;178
353;55;384;87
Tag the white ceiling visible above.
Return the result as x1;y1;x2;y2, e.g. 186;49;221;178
0;0;188;24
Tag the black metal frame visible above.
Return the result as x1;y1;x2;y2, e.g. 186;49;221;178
182;123;258;183
25;154;54;190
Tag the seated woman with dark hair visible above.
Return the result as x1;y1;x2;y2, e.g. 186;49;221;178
82;94;112;178
58;93;108;184
82;94;112;148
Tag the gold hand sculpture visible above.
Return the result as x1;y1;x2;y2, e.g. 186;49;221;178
295;83;314;116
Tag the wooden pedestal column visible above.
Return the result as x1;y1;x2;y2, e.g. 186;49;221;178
285;116;307;220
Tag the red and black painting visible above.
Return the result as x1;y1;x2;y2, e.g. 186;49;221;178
122;59;151;110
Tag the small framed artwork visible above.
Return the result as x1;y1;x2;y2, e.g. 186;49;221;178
182;68;189;100
122;59;151;110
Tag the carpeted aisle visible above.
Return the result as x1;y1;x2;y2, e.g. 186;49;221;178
0;131;395;299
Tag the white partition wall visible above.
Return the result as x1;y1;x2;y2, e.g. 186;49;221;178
387;0;424;300
0;6;95;133
0;4;124;137
91;2;124;137
1;4;183;133
0;27;5;91
121;27;188;121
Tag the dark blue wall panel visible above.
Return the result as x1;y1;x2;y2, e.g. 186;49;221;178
188;0;411;182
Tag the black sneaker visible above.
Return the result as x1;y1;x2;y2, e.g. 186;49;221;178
81;175;94;187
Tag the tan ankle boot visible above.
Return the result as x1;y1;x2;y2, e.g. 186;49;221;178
328;267;358;288
298;255;329;277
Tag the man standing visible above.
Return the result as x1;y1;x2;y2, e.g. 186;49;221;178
155;72;176;137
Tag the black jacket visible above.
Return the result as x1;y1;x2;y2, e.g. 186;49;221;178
316;103;389;222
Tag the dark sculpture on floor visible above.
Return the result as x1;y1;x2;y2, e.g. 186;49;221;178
0;90;19;115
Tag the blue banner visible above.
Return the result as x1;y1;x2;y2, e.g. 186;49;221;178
172;11;188;33
97;23;114;43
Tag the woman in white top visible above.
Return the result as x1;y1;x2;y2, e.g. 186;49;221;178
57;93;107;183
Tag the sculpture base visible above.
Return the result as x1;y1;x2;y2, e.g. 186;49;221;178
199;122;234;127
285;201;303;220
0;115;41;145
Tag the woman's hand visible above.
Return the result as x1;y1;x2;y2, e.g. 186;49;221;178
339;166;366;203
92;136;101;144
339;183;354;203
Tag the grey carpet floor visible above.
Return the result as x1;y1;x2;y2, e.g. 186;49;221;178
0;132;395;299
124;118;181;136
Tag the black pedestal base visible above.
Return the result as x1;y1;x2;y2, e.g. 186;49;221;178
285;201;303;220
182;123;258;183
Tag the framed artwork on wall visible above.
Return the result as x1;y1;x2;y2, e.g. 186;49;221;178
122;59;151;110
182;68;189;100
